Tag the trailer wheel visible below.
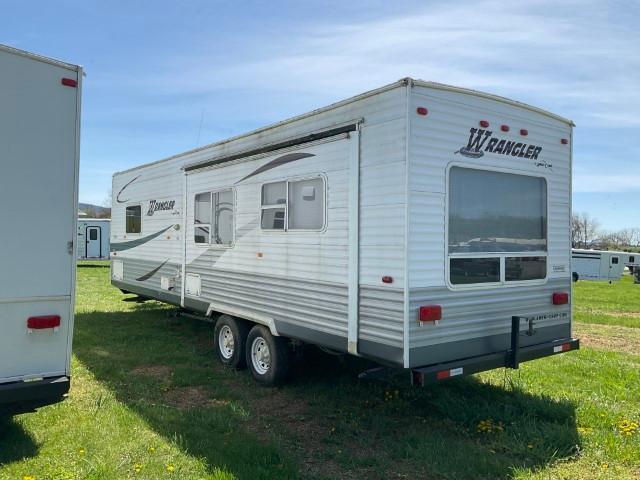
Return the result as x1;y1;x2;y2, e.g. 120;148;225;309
246;325;290;386
214;315;249;369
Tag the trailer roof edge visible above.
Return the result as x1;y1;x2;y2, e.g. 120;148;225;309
0;44;81;72
114;77;574;176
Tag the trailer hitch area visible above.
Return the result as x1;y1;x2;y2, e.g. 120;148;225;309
509;315;536;369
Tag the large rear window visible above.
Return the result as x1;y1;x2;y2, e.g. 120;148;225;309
448;167;547;286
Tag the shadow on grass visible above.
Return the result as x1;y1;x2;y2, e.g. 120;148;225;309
76;263;110;268
0;418;38;466
74;303;580;480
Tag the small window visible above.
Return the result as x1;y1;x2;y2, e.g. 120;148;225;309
450;258;500;285
611;257;619;265
629;256;635;263
193;189;234;245
261;177;324;231
126;205;141;234
89;229;98;241
505;257;547;282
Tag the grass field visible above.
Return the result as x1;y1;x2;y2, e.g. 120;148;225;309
573;275;640;328
1;263;639;479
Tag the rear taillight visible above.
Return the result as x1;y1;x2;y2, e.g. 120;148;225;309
419;305;442;323
61;78;77;87
27;315;61;329
552;292;569;305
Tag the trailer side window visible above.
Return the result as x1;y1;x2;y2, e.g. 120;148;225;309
261;177;324;231
448;167;547;286
611;257;619;264
194;189;234;245
125;205;141;234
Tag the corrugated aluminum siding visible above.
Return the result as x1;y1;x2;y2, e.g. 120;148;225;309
112;84;409;359
406;84;572;360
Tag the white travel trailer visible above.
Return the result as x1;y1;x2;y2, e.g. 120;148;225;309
77;218;111;260
0;45;82;413
571;249;631;282
111;79;577;386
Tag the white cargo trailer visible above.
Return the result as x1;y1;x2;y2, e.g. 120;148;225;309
571;249;629;282
77;218;110;260
0;45;82;413
111;79;577;386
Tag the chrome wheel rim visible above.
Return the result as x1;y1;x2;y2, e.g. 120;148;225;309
218;325;234;359
251;336;271;375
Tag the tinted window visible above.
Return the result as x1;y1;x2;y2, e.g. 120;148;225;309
89;229;98;241
126;205;141;234
449;167;547;253
450;258;500;284
612;256;619;264
505;257;546;281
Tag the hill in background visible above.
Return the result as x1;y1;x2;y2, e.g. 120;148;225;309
79;202;111;219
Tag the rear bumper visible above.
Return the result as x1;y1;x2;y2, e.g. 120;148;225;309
411;337;579;386
0;375;70;415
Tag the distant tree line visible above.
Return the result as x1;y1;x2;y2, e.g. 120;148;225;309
571;212;640;250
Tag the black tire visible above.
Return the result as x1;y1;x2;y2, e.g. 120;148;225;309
214;315;249;369
572;272;579;282
245;325;290;386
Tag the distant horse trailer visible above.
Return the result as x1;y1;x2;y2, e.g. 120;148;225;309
77;218;110;260
0;45;82;414
571;249;632;282
111;79;578;386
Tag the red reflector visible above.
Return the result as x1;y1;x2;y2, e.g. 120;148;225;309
416;107;428;116
27;315;61;329
419;305;442;322
436;370;450;380
552;292;569;305
562;343;571;352
479;120;489;128
381;276;393;284
61;78;77;87
501;124;510;132
561;138;569;145
520;128;528;136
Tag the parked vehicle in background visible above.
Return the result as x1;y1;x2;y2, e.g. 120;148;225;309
77;218;110;260
111;78;577;386
0;45;82;414
571;249;632;282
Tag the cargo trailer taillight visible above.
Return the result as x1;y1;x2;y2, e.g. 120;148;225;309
501;124;510;132
561;138;569;145
416;107;428;116
479;120;490;128
419;305;442;323
552;292;569;305
520;128;528;136
61;78;77;87
27;315;61;329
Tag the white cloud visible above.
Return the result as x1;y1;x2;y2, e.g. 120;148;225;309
120;0;640;128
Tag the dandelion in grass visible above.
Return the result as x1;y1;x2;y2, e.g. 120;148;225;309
476;419;504;434
134;463;143;474
78;448;86;455
166;464;175;473
601;463;609;469
23;476;36;480
148;447;156;453
618;419;638;437
577;427;593;434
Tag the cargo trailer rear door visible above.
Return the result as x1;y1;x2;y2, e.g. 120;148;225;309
0;46;81;386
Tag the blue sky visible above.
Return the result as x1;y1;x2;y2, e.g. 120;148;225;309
2;0;638;230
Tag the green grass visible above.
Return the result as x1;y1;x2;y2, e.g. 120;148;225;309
574;274;640;328
0;262;639;479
